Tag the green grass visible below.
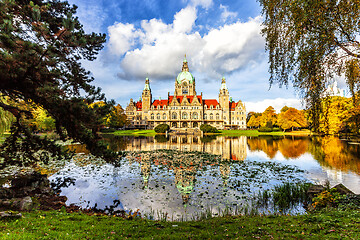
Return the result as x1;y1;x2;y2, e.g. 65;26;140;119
219;129;311;136
1;209;359;239
110;129;157;136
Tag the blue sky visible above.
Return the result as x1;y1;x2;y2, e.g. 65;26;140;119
69;0;304;112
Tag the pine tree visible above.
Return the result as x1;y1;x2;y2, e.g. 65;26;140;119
0;0;116;169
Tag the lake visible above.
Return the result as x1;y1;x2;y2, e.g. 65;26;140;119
49;135;360;220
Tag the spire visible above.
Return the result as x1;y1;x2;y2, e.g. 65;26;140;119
182;54;189;72
144;77;150;90
220;76;227;90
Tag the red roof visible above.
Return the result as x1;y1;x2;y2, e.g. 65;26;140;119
152;99;168;108
136;101;142;110
203;99;219;108
230;101;236;110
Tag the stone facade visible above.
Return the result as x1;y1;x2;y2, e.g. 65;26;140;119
126;58;246;130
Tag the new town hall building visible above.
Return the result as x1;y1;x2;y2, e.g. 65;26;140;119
125;58;246;130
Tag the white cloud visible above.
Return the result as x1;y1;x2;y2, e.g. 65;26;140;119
197;16;264;75
245;98;304;113
107;3;264;80
219;4;238;22
173;6;197;33
108;23;143;56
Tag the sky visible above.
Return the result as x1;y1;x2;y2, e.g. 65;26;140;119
68;0;308;113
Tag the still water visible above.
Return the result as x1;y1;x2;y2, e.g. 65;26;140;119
49;135;360;220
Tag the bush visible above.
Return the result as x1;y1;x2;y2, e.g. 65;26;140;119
154;124;170;133
258;127;273;132
200;124;220;133
100;128;115;133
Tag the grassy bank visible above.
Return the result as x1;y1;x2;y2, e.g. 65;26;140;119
1;209;359;239
110;129;157;136
219;129;311;136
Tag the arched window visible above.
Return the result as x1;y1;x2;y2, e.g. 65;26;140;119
172;122;177;128
163;113;166;120
182;112;188;119
193;112;198;119
193;122;198;128
151;113;154;120
172;113;177;119
157;113;160;120
210;113;213;120
216;113;220;120
204;113;207;120
182;122;188;128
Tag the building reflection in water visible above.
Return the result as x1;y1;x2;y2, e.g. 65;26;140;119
125;135;247;161
129;143;236;204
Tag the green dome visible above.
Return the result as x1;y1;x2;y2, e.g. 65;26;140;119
176;71;194;84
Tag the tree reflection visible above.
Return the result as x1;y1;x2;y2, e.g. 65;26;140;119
278;138;309;159
247;136;309;159
309;137;360;174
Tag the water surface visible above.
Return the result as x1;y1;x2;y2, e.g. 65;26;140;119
49;135;360;220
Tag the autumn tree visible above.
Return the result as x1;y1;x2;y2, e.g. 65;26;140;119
247;115;261;129
0;95;14;134
31;106;56;132
0;0;116;169
318;96;353;134
260;106;277;127
259;0;360;132
345;59;360;133
246;111;261;123
280;106;289;113
277;107;307;132
106;104;128;129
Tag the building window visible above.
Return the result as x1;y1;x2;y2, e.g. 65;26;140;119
157;113;161;120
151;114;154;120
216;113;220;120
182;112;188;119
204;113;207;120
210;113;213;120
172;113;177;119
163;113;166;120
193;112;198;119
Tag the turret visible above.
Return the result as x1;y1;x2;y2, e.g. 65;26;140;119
219;76;229;111
142;77;152;111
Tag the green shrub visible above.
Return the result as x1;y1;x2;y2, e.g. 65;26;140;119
100;128;115;133
258;127;273;132
154;124;170;133
200;124;220;133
